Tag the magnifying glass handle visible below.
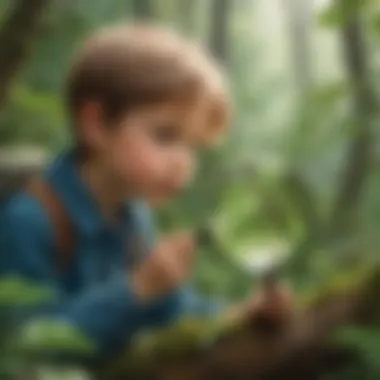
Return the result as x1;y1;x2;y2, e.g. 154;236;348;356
195;226;215;248
261;267;281;290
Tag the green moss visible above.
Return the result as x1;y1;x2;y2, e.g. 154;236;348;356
297;265;376;308
107;265;380;377
131;317;228;358
108;315;245;378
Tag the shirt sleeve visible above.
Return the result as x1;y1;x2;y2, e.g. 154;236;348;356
180;286;226;316
141;285;226;330
0;194;143;356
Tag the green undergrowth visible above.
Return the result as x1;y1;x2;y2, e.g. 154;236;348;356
107;265;380;378
297;264;379;309
3;269;380;379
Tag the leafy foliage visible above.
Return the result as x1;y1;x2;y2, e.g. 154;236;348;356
332;326;380;379
317;0;377;28
15;319;95;358
2;0;380;379
0;278;95;380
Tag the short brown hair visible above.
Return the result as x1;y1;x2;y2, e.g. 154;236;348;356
66;23;231;146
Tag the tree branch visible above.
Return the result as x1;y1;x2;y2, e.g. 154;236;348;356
0;0;50;110
330;5;376;236
107;268;380;380
209;0;230;63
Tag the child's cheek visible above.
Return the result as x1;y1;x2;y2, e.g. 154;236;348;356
111;129;165;194
134;149;161;182
124;145;163;187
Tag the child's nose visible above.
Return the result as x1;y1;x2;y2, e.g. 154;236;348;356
165;160;193;189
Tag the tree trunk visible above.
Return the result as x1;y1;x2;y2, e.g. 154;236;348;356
209;0;230;63
131;0;154;20
282;0;314;95
330;3;376;237
287;1;377;279
0;0;50;110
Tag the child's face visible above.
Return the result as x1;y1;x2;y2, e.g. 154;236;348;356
88;102;205;205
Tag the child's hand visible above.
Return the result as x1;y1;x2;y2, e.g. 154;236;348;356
131;233;196;302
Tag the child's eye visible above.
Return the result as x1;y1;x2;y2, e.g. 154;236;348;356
151;124;180;144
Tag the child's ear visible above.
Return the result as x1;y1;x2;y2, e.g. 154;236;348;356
78;101;107;151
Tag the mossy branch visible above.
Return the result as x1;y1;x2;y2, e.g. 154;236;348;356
105;266;380;380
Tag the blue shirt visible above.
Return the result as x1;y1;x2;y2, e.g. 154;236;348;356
0;150;221;357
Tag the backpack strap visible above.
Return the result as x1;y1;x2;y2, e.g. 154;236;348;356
26;177;76;273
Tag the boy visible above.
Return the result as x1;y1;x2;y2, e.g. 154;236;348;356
0;24;292;358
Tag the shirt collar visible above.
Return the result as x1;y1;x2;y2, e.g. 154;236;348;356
46;148;129;236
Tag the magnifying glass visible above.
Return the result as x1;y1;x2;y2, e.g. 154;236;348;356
194;224;284;288
194;224;293;333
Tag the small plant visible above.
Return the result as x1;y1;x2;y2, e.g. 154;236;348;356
0;277;94;380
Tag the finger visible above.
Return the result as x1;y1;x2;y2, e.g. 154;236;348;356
180;242;197;272
172;231;196;247
172;233;197;263
157;235;192;272
158;232;197;279
160;239;192;285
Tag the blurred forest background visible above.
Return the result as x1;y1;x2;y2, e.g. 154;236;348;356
2;0;380;379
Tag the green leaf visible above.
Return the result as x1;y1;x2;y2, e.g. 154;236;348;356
370;13;380;35
0;277;55;307
131;317;232;360
318;0;374;28
36;365;91;380
15;319;96;356
312;82;347;107
333;326;380;373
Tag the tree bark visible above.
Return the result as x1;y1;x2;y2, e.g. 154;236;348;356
209;0;230;63
330;4;376;237
0;0;50;110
